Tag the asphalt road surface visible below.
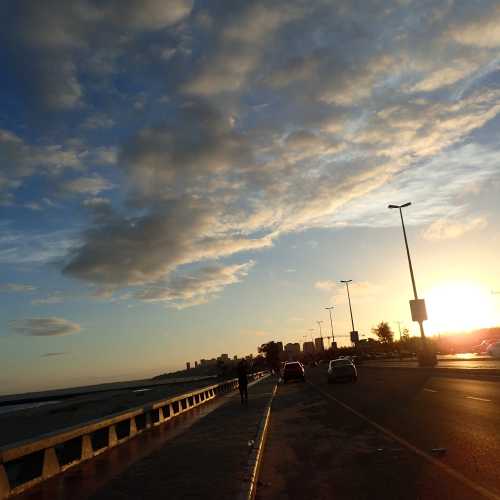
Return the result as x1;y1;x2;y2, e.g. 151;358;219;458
365;357;500;371
257;366;500;500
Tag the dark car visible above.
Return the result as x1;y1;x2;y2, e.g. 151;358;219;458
327;358;357;383
282;361;305;383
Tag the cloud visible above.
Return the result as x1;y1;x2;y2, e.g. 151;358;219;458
61;175;114;196
32;294;64;305
134;260;254;308
0;227;78;264
447;4;500;48
0;129;84;203
82;113;115;129
0;283;37;293
184;3;300;95
40;352;67;357
4;0;194;110
5;0;500;308
315;281;382;304
10;317;81;336
422;216;487;241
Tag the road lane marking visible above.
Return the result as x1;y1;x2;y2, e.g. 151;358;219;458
423;388;438;393
309;382;500;500
465;396;491;402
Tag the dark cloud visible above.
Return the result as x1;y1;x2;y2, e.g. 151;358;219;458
2;0;194;110
3;0;500;305
41;351;67;357
10;317;81;336
120;100;252;201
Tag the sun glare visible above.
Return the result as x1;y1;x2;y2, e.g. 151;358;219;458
424;282;498;335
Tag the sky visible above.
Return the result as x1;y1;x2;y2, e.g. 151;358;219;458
2;0;500;395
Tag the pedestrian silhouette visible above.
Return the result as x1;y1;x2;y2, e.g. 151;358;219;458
237;359;248;404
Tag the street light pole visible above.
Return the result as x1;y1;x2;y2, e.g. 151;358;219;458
325;306;335;347
317;320;323;338
389;202;436;366
340;280;356;332
388;202;425;340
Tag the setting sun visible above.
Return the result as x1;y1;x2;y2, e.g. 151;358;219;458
424;282;498;335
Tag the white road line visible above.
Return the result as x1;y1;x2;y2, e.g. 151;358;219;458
465;396;492;402
310;382;500;500
423;388;438;393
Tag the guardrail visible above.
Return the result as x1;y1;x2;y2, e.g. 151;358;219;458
0;371;268;499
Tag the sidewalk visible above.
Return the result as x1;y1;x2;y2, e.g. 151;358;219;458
89;376;276;500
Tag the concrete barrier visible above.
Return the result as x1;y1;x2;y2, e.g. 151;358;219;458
0;372;267;499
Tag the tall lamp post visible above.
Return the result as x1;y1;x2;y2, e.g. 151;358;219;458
388;202;436;366
340;280;358;346
325;306;335;348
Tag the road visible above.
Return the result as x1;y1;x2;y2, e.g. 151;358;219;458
365;356;500;371
257;366;500;500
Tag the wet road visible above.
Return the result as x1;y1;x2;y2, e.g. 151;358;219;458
257;366;500;500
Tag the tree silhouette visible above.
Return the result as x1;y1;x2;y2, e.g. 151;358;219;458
258;341;281;373
372;321;394;344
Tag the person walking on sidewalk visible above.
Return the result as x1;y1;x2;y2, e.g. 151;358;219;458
237;359;249;404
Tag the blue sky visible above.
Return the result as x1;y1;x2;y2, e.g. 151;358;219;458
2;0;500;394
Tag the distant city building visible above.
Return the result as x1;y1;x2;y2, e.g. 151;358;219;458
194;361;198;368
285;342;301;355
314;337;325;352
233;355;238;361
276;341;284;353
303;341;315;354
200;358;217;367
220;353;229;361
186;362;191;370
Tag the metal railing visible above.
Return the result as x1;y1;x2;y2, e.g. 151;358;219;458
0;371;268;499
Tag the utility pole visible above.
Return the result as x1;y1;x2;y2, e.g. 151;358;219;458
325;306;335;346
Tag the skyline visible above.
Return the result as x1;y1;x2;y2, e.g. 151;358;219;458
2;0;500;394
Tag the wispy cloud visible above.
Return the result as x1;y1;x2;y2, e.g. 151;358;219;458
0;283;36;293
135;261;255;309
422;216;488;241
10;317;81;336
40;352;67;357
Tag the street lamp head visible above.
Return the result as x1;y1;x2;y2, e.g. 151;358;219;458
340;279;352;284
325;306;334;310
388;202;412;209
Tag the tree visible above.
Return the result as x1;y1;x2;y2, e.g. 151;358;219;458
372;321;394;345
258;341;281;373
400;327;410;343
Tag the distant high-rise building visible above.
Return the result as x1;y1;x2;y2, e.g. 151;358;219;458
195;360;198;368
314;337;325;352
233;355;238;361
220;353;229;361
285;342;300;354
303;341;315;354
186;362;191;370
